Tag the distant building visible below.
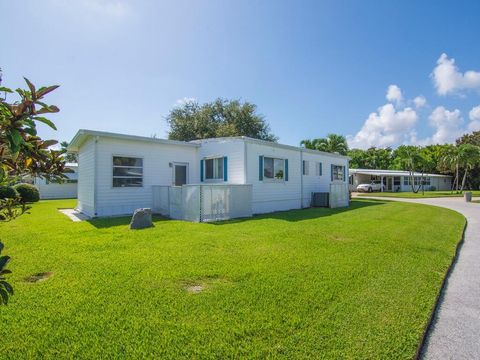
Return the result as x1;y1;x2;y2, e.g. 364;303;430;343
349;168;452;192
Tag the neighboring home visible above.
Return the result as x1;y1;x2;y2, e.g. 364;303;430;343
67;129;350;221
349;168;452;192
32;163;78;199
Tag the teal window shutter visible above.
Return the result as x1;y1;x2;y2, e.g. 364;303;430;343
343;166;346;182
200;159;204;182
331;164;334;181
259;156;263;181
285;159;289;181
223;157;228;182
320;162;322;176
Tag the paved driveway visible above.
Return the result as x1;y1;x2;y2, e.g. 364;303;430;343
356;196;480;359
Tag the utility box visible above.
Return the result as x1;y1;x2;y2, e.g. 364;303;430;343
311;192;329;207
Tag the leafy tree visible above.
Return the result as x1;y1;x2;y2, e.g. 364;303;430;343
0;75;67;304
458;144;480;191
456;131;480;190
393;145;431;193
348;147;394;169
440;145;461;192
301;134;349;155
60;141;77;163
167;98;277;142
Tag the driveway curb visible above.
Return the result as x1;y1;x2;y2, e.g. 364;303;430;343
415;220;468;359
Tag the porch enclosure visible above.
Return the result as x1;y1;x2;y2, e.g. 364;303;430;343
152;184;253;222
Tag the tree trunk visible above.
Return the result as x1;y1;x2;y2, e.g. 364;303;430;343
456;164;459;192
460;168;468;192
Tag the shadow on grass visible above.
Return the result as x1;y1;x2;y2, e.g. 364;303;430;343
87;215;169;229
212;199;387;225
85;199;387;228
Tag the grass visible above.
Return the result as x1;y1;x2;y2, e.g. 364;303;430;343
358;190;480;198
0;199;465;359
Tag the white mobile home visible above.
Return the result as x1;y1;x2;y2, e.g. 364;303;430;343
32;163;78;199
349;168;452;192
68;130;350;221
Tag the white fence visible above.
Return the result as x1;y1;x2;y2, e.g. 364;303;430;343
152;184;253;222
329;183;349;208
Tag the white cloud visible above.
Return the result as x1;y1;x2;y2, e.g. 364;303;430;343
347;103;417;149
386;84;403;104
413;95;426;108
431;53;480;96
420;106;464;145
468;105;480;132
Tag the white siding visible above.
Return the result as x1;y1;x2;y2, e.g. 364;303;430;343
77;138;96;216
94;137;198;217
197;139;245;184
301;152;349;208
245;142;302;214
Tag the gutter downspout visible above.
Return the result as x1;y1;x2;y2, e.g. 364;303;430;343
93;136;99;217
300;150;304;208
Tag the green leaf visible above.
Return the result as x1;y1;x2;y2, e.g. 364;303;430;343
36;85;59;98
33;117;57;130
0;281;13;295
0;256;10;269
8;129;24;152
42;140;58;148
0;87;13;93
24;77;36;96
0;287;8;305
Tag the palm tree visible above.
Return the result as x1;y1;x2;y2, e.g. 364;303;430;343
458;144;480;191
301;134;348;155
441;145;461;192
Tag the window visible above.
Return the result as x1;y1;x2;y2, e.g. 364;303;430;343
113;156;143;187
394;177;401;186
264;157;285;180
316;162;322;176
205;157;224;180
404;176;428;186
302;160;309;175
332;165;344;181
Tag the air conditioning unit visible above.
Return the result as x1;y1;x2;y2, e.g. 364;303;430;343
311;192;329;207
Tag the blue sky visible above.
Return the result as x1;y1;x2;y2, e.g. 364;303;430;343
2;0;480;149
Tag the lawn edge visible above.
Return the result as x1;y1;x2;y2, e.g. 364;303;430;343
415;218;468;359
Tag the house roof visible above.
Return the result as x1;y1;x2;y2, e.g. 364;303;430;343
192;136;351;160
350;168;452;178
67;129;200;152
67;130;350;160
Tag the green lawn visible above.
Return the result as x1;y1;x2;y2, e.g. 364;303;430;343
0;199;465;359
358;190;480;198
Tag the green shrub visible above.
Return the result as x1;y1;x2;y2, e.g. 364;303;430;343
0;186;18;200
429;186;437;191
13;184;40;203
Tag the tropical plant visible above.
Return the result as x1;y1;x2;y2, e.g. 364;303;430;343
0;241;13;305
301;134;349;155
167;98;278;142
393;145;429;193
458;144;480;191
440;145;461;192
0;77;69;219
